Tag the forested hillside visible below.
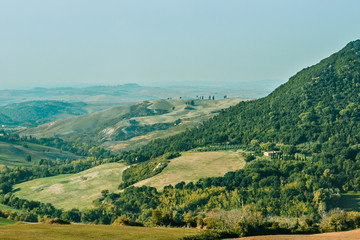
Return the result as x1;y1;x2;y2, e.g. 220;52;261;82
0;101;88;126
119;40;360;163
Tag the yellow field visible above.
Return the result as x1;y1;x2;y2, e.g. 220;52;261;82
0;224;198;240
134;151;246;189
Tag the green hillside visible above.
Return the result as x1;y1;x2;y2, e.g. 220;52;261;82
21;99;242;152
14;163;127;210
83;40;360;225
13;151;245;209
119;40;360;165
0;101;88;127
0;141;80;167
133;151;246;189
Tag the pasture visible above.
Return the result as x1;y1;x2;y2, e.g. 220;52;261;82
14;163;127;210
0;224;198;240
134;151;246;189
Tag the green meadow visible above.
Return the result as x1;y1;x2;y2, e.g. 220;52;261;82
14;163;127;210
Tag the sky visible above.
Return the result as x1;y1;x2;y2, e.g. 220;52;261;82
0;0;359;90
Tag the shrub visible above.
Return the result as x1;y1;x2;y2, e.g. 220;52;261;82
112;215;143;226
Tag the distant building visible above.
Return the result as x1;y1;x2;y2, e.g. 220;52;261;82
264;151;281;157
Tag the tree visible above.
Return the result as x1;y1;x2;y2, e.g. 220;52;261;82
0;182;13;194
280;145;297;155
25;154;32;162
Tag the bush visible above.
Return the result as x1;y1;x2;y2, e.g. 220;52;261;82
43;218;70;225
112;215;143;226
320;209;348;232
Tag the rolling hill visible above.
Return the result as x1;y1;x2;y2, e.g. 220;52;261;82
0;141;81;167
13;151;246;210
0;82;280;107
14;163;127;210
0;101;88;127
133;151;246;189
20;98;243;152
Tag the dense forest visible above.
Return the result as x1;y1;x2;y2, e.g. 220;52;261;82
1;40;360;239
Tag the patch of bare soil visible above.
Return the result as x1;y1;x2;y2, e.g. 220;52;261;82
232;229;360;240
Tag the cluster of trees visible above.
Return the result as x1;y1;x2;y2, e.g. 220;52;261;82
119;152;179;189
181;209;360;240
0;131;110;157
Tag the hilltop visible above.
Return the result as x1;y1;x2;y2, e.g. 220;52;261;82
20;98;242;152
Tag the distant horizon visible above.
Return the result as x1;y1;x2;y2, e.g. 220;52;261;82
1;1;359;90
0;79;285;91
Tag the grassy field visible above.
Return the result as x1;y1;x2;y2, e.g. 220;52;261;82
134;151;246;189
0;203;24;213
0;217;18;226
0;141;80;167
339;191;360;211
14;163;127;210
0;224;198;240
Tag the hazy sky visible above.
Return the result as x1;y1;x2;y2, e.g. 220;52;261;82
0;0;359;89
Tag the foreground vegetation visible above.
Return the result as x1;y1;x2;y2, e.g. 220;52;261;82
0;224;198;240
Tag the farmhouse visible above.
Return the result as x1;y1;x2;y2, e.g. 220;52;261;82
264;151;281;157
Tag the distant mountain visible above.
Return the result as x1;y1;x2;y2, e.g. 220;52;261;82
121;40;360;161
20;98;242;152
0;82;279;107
